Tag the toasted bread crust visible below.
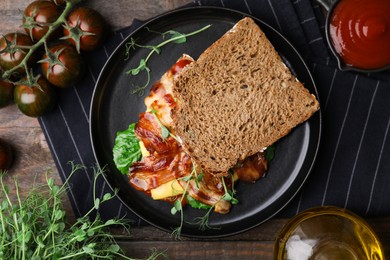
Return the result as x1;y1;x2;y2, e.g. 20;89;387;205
172;17;319;174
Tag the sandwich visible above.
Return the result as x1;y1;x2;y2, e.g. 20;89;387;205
113;17;319;215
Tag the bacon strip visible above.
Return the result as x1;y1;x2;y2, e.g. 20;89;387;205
129;56;194;192
130;112;192;191
182;173;232;214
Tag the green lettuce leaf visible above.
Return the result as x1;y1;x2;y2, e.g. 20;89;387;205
186;195;211;210
265;145;275;163
113;123;142;174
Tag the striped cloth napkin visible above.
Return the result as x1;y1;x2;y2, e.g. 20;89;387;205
39;0;390;225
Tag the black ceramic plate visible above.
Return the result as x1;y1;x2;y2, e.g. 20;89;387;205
90;6;322;238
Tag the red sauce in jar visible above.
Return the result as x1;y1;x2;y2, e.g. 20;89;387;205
329;0;390;70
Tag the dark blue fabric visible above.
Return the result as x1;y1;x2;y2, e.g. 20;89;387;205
39;0;390;227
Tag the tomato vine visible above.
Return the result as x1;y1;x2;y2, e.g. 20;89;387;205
0;0;107;117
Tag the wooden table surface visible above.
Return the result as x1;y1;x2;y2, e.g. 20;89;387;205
1;0;389;259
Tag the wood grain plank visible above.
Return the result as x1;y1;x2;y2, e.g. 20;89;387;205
81;0;193;30
119;219;288;241
0;0;192;33
117;240;275;260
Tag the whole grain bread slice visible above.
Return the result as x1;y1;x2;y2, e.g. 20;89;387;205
172;17;320;175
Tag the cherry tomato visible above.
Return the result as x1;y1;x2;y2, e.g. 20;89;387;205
14;75;57;117
40;43;85;88
0;80;14;108
22;0;62;42
0;138;13;171
63;7;108;52
0;33;35;75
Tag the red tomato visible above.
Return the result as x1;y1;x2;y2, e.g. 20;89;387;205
22;0;62;42
40;43;85;88
0;138;13;171
63;7;108;52
14;75;57;117
0;80;14;108
0;33;35;75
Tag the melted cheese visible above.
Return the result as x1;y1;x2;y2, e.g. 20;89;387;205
139;141;149;157
151;179;184;200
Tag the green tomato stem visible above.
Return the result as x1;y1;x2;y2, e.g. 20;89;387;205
2;1;79;79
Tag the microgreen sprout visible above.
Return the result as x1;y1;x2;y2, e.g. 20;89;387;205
188;175;239;232
194;172;203;190
150;108;180;143
221;176;239;205
0;162;164;259
190;204;216;232
150;108;170;141
170;164;197;239
124;24;211;95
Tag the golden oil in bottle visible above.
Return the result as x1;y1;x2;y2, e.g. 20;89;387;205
275;206;384;260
